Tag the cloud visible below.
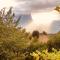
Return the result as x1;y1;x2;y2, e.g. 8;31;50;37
25;10;60;33
50;20;60;33
0;0;17;9
15;0;60;13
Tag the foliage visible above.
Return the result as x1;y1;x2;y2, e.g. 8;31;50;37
32;30;40;39
30;48;60;60
1;7;60;60
42;31;47;35
0;8;31;60
47;32;60;51
54;6;60;12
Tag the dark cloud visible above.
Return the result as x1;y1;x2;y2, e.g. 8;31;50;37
15;0;60;12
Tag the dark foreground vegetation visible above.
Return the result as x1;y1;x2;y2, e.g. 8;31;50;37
0;7;60;60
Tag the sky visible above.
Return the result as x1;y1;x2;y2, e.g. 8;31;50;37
0;0;60;33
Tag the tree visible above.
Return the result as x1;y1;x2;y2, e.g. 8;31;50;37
54;6;60;12
32;31;40;39
0;8;31;60
42;31;47;35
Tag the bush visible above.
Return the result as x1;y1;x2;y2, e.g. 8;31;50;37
30;49;60;60
47;32;60;51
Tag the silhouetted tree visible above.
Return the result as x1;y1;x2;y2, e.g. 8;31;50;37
42;31;47;35
32;30;39;39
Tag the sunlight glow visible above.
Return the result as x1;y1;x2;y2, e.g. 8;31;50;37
0;0;17;9
31;10;60;25
26;10;60;33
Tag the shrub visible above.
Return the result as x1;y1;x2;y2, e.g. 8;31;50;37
30;49;60;60
47;32;60;51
